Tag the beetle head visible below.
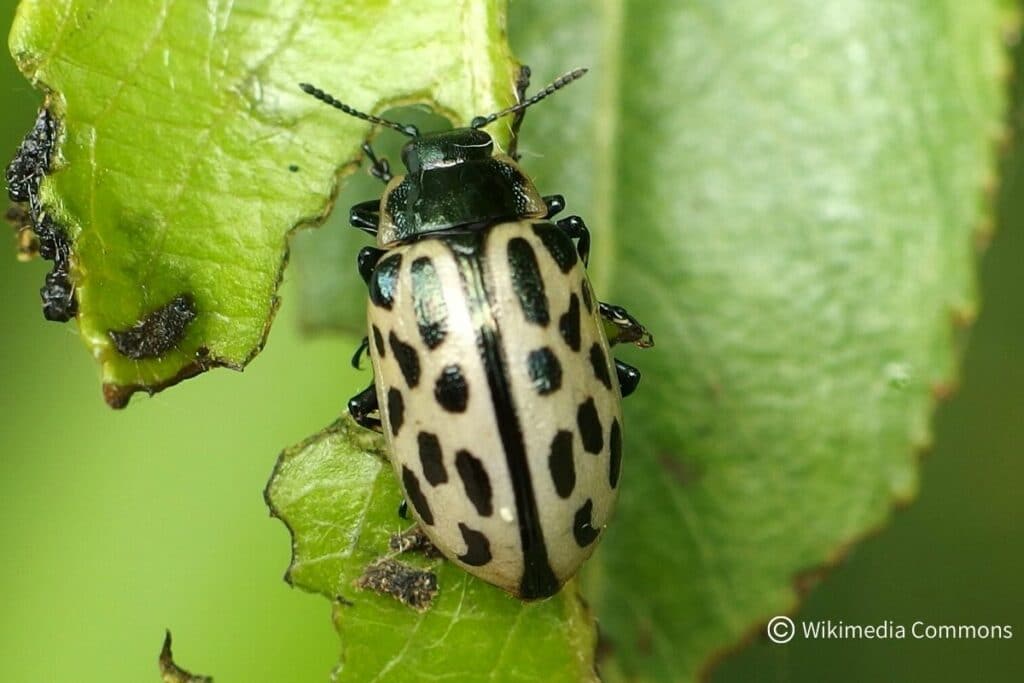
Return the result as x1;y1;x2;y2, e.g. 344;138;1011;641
400;128;494;174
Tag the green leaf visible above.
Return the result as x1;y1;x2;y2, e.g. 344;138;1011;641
294;1;1017;681
265;417;597;682
8;0;518;406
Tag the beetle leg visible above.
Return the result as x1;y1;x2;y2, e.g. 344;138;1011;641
350;200;380;236
351;336;370;369
614;358;642;398
508;65;532;161
397;499;409;520
348;381;382;432
557;215;591;267
362;141;393;183
599;302;654;348
357;246;386;285
543;194;565;219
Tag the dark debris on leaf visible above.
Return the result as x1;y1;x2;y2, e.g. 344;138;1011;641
5;107;77;322
159;631;213;683
6;107;56;203
108;294;198;360
389;526;443;558
356;558;438;611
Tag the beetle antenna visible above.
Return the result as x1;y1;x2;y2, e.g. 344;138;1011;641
470;68;588;129
299;83;419;137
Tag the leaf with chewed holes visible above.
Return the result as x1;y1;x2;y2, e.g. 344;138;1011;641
265;416;597;682
293;1;1018;681
8;0;517;407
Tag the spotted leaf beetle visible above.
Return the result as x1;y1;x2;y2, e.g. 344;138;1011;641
300;67;653;599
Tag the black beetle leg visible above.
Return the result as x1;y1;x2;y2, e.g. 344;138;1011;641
543;194;565;219
351;336;370;369
599;301;654;348
557;215;591;267
357;246;386;285
508;65;532;161
348;382;382;432
397;499;409;520
615;359;642;398
350;200;381;236
362;141;392;183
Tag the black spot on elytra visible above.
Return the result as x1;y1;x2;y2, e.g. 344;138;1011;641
578;397;604;454
108;294;197;360
457;523;492;566
356;558;437;611
370;253;402;309
559;294;581;351
372;325;385;357
417;432;447;485
532;222;577;273
401;466;434;525
527;347;562;395
548;430;575;499
589;342;612;389
288;164;300;172
434;364;469;412
609;419;622;488
387;387;405;436
573;499;599;547
456;449;493;516
410;256;448;349
507;237;549;325
581;279;593;313
389;331;421;388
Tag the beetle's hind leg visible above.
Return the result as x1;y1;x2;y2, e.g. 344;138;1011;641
351;336;370;369
348;382;382;432
599;301;654;348
599;301;652;399
614;359;642;398
508;65;532;161
557;215;591;267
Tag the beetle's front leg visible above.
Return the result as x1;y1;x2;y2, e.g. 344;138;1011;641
357;246;386;285
543;194;565;219
362;141;393;183
350;200;381;237
556;215;591;266
348;382;382;432
508;65;532;161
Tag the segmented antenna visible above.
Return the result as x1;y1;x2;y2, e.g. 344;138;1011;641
299;83;420;137
470;68;588;129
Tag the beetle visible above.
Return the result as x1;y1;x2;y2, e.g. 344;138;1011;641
300;67;653;599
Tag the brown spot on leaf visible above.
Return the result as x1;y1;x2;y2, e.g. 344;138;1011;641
108;294;198;360
356;558;438;611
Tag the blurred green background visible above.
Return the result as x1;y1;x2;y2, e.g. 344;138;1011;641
1;3;1021;682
